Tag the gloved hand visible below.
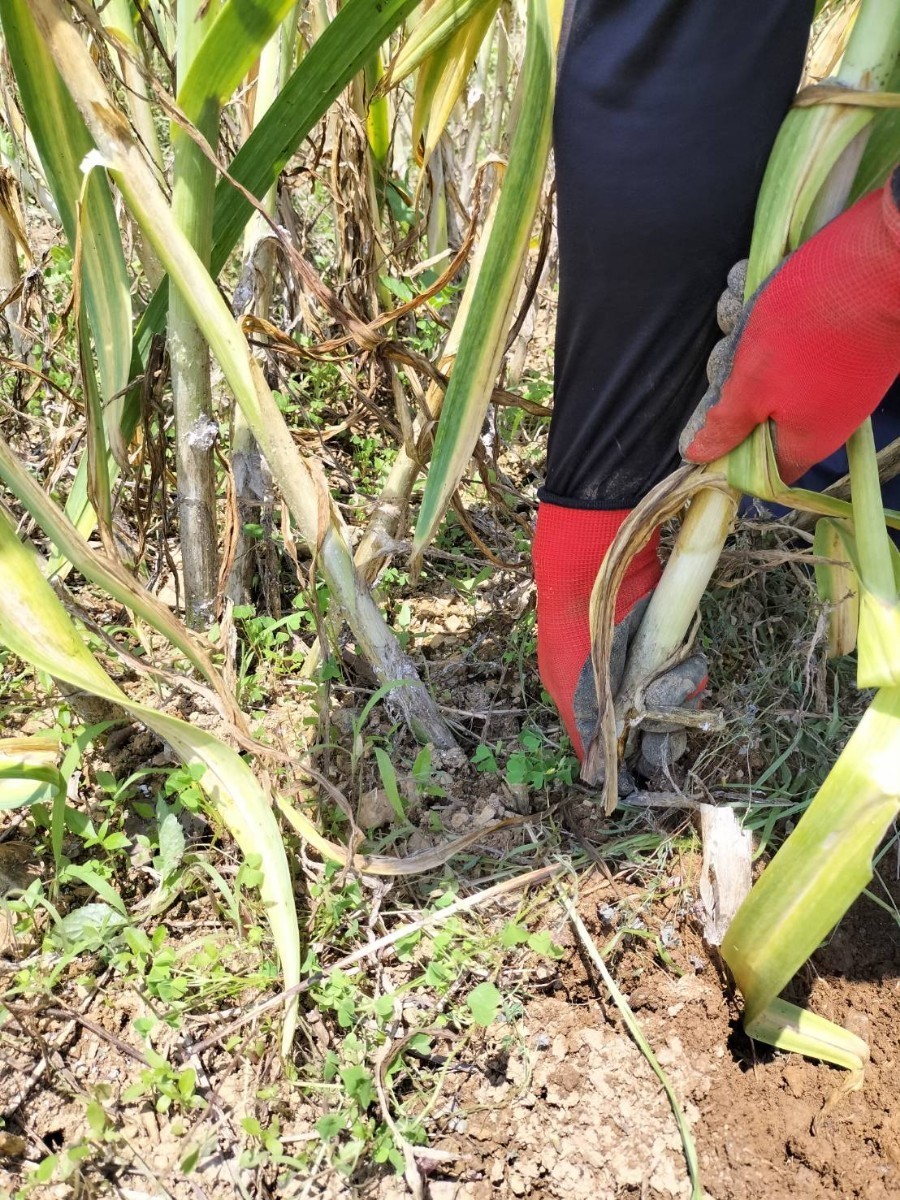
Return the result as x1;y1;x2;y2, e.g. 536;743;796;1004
533;504;707;786
680;167;900;483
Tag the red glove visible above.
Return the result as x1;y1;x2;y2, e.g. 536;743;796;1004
535;505;659;761
681;168;900;483
534;504;706;774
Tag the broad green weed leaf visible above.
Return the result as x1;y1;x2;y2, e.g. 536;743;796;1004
527;929;563;959
55;902;128;949
500;921;530;948
156;802;187;881
467;979;502;1026
373;746;407;821
316;1113;347;1140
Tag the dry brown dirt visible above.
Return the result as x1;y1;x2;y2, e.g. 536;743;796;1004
412;873;900;1200
2;835;899;1198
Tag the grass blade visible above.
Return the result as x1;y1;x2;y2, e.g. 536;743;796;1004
747;0;900;287
208;0;424;273
848;60;900;201
814;518;859;659
558;888;702;1200
846;420;900;687
725;424;900;531
176;0;298;120
381;0;498;91
0;735;64;812
411;1;500;166
0;0;132;466
99;0;165;180
412;0;561;558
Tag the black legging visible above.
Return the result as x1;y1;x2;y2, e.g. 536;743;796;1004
543;0;817;510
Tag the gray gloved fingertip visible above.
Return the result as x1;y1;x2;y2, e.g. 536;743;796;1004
727;259;749;296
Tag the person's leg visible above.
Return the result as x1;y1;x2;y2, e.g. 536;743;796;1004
536;0;815;758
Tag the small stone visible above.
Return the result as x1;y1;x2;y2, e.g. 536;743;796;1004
406;831;433;854
660;923;681;948
845;1010;871;1044
450;810;469;831
433;745;467;770
490;1159;505;1185
628;985;658;1012
357;788;394;830
428;1183;459;1200
580;1028;607;1054
508;1172;527;1196
0;1132;27;1157
782;1065;804;1098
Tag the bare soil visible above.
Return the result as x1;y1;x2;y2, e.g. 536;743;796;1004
3;853;898;1198
420;873;900;1200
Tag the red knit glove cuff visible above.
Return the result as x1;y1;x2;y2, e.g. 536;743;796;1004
534;504;661;756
